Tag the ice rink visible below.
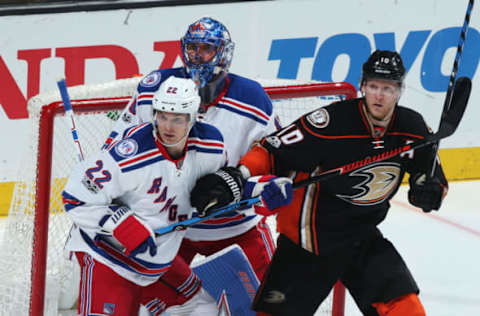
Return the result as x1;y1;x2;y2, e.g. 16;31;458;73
341;180;480;316
0;181;478;316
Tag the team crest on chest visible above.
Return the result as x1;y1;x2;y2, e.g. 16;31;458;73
337;162;401;206
115;139;138;158
306;108;329;128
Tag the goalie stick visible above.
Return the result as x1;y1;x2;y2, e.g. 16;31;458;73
155;77;471;236
55;78;85;314
57;77;85;162
429;0;474;177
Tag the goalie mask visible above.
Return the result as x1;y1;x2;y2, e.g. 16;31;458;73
361;50;406;86
181;17;235;88
152;77;201;146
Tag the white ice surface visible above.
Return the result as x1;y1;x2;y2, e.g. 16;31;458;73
340;181;480;316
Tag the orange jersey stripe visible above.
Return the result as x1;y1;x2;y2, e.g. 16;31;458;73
276;172;312;248
238;144;273;176
310;180;321;254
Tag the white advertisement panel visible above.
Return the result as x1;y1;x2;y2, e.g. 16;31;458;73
0;0;478;181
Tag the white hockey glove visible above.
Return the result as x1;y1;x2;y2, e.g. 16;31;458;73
243;175;293;216
99;205;157;257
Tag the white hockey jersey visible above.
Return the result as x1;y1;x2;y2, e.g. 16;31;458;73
63;121;226;286
105;68;279;241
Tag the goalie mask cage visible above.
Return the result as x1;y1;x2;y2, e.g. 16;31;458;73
0;77;356;316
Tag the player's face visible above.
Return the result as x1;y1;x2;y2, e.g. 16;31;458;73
155;111;190;147
362;79;401;125
184;42;217;64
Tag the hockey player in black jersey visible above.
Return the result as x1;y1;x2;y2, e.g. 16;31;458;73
191;50;448;316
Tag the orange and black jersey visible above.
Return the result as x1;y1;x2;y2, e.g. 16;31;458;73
239;97;448;255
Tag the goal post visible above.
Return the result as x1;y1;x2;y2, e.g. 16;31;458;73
31;97;133;316
0;77;356;316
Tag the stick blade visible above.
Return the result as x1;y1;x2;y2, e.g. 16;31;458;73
438;76;471;138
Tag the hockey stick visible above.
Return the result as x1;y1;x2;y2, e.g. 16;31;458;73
155;77;471;236
294;76;471;188
57;77;85;162
155;196;262;236
429;0;474;177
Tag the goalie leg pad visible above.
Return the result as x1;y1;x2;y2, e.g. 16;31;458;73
192;244;260;316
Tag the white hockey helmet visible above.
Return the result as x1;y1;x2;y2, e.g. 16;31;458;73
152;76;201;125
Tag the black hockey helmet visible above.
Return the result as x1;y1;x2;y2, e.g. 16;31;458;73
361;50;405;85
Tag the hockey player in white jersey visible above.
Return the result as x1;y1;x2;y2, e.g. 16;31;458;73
105;16;279;296
62;77;225;316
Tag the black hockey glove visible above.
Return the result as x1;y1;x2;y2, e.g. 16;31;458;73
190;167;245;217
408;173;447;212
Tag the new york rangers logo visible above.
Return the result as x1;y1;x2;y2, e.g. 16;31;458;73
115;139;138;158
103;302;115;315
140;72;161;87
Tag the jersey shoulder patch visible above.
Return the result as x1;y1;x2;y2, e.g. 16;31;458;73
114;138;139;158
306;108;330;129
110;123;157;163
137;68;185;93
300;99;362;137
140;71;161;88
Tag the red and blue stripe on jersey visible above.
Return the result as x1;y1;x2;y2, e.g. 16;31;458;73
62;191;85;211
110;122;223;173
215;74;273;126
136;68;273;127
217;96;270;126
80;229;171;278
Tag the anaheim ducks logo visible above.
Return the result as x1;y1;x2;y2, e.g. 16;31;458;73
337;162;401;205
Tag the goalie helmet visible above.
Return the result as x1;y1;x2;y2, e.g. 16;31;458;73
361;50;405;85
152;76;201;125
181;17;235;88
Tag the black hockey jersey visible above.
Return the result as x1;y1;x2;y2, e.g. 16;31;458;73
257;98;447;255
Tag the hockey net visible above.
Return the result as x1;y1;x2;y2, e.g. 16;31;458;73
0;77;356;316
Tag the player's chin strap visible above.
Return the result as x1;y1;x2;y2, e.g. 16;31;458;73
154;77;471;237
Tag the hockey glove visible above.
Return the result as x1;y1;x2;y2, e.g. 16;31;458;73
243;175;293;216
99;205;157;257
190;167;245;217
408;173;447;212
